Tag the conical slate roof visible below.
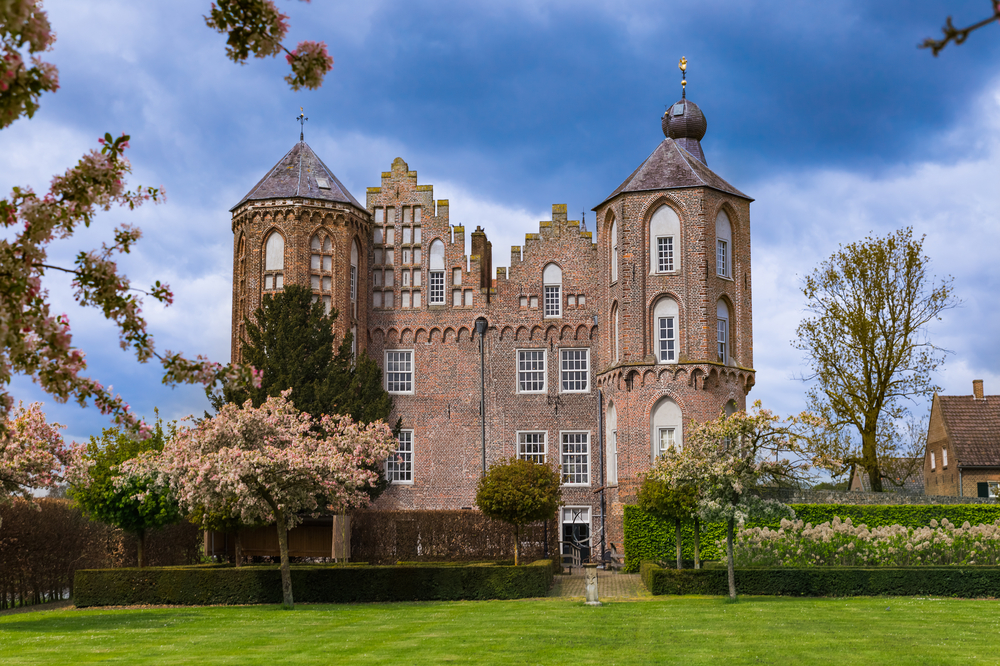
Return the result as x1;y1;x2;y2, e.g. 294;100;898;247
231;141;363;211
598;138;751;207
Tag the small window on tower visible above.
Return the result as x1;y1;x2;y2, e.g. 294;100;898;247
672;102;685;116
316;178;330;190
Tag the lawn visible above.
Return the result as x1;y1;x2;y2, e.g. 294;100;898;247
2;596;999;665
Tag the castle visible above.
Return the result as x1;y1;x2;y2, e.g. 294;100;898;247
228;87;755;557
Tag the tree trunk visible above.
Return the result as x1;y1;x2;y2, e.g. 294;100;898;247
275;510;293;608
235;530;244;568
137;529;146;568
693;517;701;570
862;420;883;492
513;524;520;566
726;517;736;600
675;518;683;569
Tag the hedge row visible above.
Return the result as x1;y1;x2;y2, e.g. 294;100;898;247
623;504;1000;572
640;561;1000;597
73;560;555;607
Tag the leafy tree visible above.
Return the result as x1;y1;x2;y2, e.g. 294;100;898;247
123;391;397;608
795;227;958;492
475;457;562;566
653;403;813;599
66;419;182;567
0;0;331;434
637;475;700;569
0;402;67;526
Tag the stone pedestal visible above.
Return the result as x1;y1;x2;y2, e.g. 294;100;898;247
583;563;601;606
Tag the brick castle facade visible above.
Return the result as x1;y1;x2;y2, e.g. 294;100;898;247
228;95;755;556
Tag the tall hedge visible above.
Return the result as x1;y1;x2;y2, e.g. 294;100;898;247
74;560;555;607
624;504;1000;572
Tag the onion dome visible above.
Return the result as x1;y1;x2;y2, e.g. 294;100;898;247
662;99;707;164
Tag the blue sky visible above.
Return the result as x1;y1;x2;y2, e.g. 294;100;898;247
3;0;999;446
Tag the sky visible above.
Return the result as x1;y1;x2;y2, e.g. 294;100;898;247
2;0;999;447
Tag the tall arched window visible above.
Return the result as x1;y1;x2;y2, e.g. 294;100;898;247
609;218;619;283
236;235;247;356
716;210;732;278
606;401;618;486
350;239;359;317
649;205;681;274
263;231;284;291
717;299;730;364
651;397;682;460
542;263;562;318
429;239;445;304
612;303;620;363
653;296;679;363
310;232;335;314
725;400;738;418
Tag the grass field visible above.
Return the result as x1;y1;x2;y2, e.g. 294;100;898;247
2;596;1000;665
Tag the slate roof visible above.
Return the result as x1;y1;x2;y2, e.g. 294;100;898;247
231;141;363;211
597;138;751;208
938;394;1000;467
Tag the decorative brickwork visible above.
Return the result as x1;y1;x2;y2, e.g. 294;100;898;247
230;100;755;554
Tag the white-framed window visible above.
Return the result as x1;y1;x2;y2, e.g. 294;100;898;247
654;297;679;363
657;427;677;457
649;205;680;275
930;451;936;470
606;402;618;486
610;218;618;283
989;481;1000;498
656;236;674;273
517;431;547;464
651;397;682;461
942;449;948;467
385;350;413;394
386;430;413;483
717;300;730;364
429;239;445;305
560;348;589;393
716;210;732;278
543;263;562;318
517;349;546;393
561;431;589;485
263;231;284;291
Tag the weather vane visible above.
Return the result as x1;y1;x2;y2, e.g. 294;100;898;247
679;56;687;99
297;107;308;141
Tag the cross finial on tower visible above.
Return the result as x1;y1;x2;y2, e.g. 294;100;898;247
297;107;308;141
679;56;687;99
581;208;586;233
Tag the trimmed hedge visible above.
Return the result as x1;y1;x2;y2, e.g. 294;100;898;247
640;561;1000;598
623;504;1000;572
73;560;554;607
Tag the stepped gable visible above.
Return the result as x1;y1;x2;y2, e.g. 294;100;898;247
231;141;363;210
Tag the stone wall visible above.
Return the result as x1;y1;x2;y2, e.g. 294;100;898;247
758;488;999;505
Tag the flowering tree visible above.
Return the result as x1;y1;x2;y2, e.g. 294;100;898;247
127;391;396;608
0;0;332;435
651;402;814;599
0;402;67;522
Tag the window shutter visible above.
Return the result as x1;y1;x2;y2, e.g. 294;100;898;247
978;482;989;498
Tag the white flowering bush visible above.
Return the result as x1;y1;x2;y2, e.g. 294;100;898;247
729;516;1000;567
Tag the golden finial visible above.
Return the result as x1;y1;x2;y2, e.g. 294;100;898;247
679;56;688;99
679;57;687;73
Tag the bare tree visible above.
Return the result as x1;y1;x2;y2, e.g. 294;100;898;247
921;1;1000;56
795;227;958;492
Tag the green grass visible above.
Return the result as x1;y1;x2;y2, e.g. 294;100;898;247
2;596;999;664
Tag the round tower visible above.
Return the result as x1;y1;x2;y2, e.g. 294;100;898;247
229;141;371;362
593;76;756;518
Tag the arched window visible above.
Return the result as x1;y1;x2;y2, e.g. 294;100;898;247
716;210;732;278
350;239;359;317
609;218;619;283
542;263;562;318
429;239;445;304
649;205;681;274
724;400;738;418
263;231;284;291
653;297;679;363
310;232;335;314
606;401;618;486
651;397;682;460
717;299;730;364
236;235;247;357
612;303;620;363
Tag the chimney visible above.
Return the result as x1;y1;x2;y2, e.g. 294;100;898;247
973;379;984;400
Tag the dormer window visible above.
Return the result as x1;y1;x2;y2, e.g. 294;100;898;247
316;177;330;190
